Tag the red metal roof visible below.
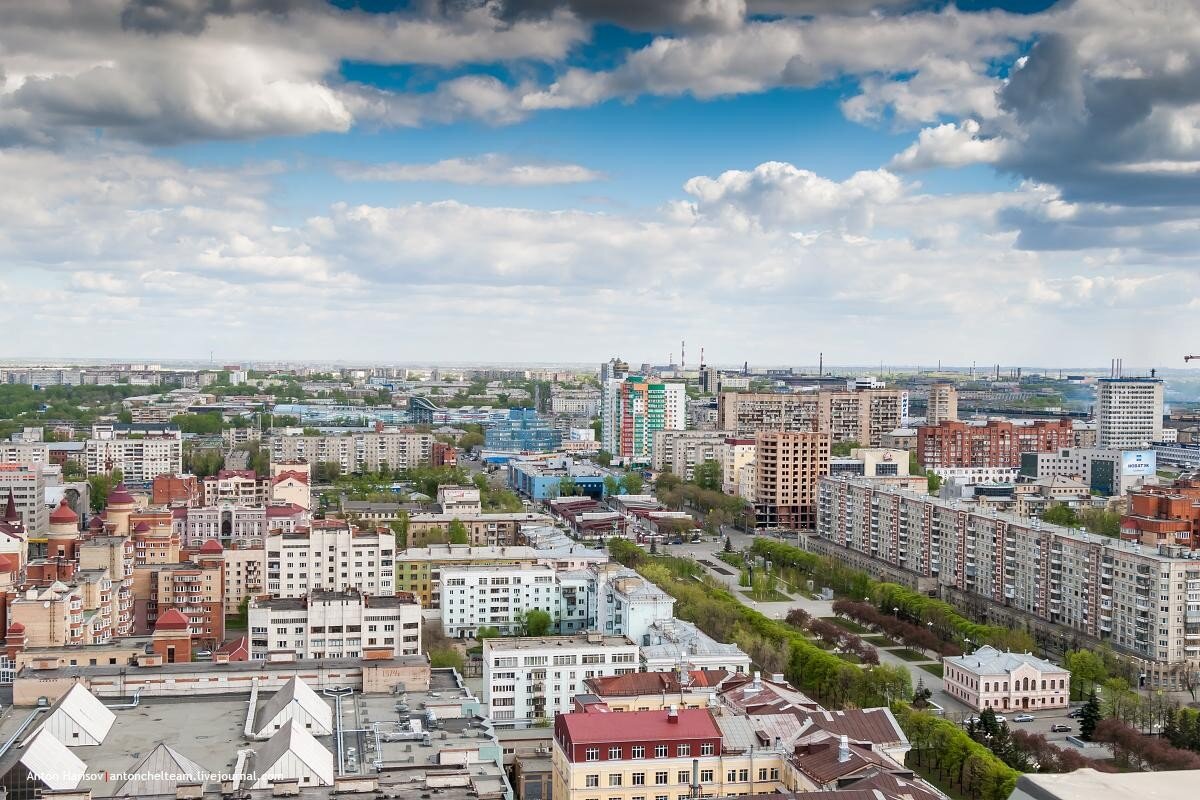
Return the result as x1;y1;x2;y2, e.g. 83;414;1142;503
560;707;719;745
154;609;190;631
107;484;136;505
198;539;224;554
49;499;78;524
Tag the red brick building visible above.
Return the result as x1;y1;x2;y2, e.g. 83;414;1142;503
917;419;1075;469
1121;480;1200;549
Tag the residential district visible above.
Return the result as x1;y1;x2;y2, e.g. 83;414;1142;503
0;358;1194;800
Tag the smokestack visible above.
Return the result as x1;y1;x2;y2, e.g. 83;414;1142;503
838;734;850;763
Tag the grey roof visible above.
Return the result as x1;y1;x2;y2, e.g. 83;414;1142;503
254;676;332;736
944;645;1067;676
1014;768;1196;800
252;718;334;787
115;743;209;796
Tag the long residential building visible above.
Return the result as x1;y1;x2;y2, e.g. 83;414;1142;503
172;502;309;549
817;476;1200;686
483;633;640;722
0;463;48;536
268;430;434;473
439;563;593;637
84;423;182;482
917;419;1076;469
717;389;903;446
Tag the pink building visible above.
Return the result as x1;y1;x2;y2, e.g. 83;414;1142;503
943;646;1070;712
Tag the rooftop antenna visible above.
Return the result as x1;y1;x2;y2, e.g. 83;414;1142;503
819;352;823;375
681;340;686;369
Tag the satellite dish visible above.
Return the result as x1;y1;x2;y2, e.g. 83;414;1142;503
43;601;50;608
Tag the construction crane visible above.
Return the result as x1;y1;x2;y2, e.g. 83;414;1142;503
1187;356;1200;362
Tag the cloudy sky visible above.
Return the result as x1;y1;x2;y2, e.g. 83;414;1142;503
1;0;1198;368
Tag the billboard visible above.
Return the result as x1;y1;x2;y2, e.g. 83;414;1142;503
1121;450;1156;477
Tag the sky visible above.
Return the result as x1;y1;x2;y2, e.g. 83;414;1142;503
2;0;1199;368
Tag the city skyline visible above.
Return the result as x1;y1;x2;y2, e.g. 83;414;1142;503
2;1;1198;365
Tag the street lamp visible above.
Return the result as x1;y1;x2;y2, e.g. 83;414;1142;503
964;637;972;654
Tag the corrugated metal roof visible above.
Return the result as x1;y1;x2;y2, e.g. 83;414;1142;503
20;729;86;790
115;743;208;796
253;718;335;787
254;676;333;736
36;683;115;745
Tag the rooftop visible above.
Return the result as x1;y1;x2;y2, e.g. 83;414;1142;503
944;645;1068;676
560;706;720;745
485;634;636;652
1013;768;1196;800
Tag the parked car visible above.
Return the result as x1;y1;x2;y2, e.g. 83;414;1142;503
1051;724;1072;733
994;715;1007;723
1013;714;1035;723
1066;708;1084;718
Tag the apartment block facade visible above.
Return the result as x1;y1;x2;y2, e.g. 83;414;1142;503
917;419;1076;469
817;477;1200;685
926;383;958;425
718;390;902;446
1096;377;1164;449
268;430;433;473
0;463;48;536
754;431;830;530
601;377;686;465
483;634;640;722
84;423;183;482
248;590;420;660
265;521;396;598
651;430;730;481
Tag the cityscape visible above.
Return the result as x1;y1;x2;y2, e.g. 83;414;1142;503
1;2;1198;800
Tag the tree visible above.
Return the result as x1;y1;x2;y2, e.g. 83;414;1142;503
723;536;733;553
87;469;124;513
63;459;85;481
1064;649;1107;699
1080;690;1101;741
171;412;225;434
448;518;469;545
558;476;580;497
693;459;722;491
926;470;942;493
831;440;859;457
596;450;612;467
1041;503;1079;528
389;515;409;549
520;609;553;637
620;472;644;495
913;676;933;708
459;431;485;451
476;626;500;641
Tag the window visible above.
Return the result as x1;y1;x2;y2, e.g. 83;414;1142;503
655;772;668;785
585;747;599;762
758;769;768;781
633;773;645;786
586;776;599;788
700;742;714;756
609;775;622;787
700;770;713;783
655;745;668;758
677;771;689;784
738;769;749;782
677;744;690;757
727;770;737;783
770;768;779;780
609;747;622;759
632;746;645;759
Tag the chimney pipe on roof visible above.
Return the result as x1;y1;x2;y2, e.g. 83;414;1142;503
838;734;850;763
668;705;679;723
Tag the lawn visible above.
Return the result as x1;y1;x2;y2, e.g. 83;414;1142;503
864;635;897;647
918;663;945;678
891;648;935;662
822;616;871;634
837;652;863;664
740;589;792;602
716;551;746;567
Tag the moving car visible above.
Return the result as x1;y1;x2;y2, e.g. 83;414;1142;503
994;715;1007;723
1050;724;1072;733
1066;708;1084;718
1013;714;1035;723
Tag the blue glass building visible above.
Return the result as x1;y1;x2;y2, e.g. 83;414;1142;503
484;408;564;454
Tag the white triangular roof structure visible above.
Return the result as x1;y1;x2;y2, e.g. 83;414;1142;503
252;719;334;788
114;743;209;796
20;729;86;790
35;683;116;746
254;676;333;737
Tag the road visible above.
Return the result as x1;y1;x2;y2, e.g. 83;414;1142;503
660;530;1105;745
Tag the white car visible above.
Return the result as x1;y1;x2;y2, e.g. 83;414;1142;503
994;715;1007;723
1013;714;1035;723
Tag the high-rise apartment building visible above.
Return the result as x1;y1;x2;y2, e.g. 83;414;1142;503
1096;377;1164;449
917;419;1075;469
817;477;1200;686
269;430;433;473
754;431;830;529
601;377;686;465
718;390;902;446
926;383;958;425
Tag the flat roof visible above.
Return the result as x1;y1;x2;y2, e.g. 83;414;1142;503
1014;768;1195;800
485;634;635;650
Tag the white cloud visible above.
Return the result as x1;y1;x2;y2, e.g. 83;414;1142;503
890;120;1008;170
336;154;602;186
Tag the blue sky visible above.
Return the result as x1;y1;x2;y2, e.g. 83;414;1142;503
2;0;1199;368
